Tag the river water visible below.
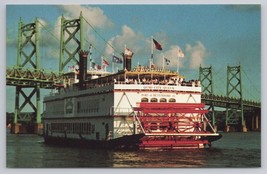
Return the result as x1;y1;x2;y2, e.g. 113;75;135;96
6;131;260;168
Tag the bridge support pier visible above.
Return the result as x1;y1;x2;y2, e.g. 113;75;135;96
255;115;259;130
11;123;42;134
34;123;43;135
225;125;230;132
11;123;33;134
252;114;260;131
224;124;248;132
242;124;248;132
11;123;21;134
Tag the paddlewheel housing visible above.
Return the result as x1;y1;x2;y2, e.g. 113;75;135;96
133;102;220;149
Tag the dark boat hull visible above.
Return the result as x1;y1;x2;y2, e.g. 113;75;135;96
44;133;145;150
44;133;222;149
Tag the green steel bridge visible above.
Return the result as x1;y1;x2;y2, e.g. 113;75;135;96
6;67;63;89
199;66;260;132
6;13;261;134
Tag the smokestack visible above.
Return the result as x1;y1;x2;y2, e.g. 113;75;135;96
125;56;132;71
123;54;132;71
122;49;134;71
78;50;89;89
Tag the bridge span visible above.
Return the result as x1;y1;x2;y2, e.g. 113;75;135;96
6;14;261;134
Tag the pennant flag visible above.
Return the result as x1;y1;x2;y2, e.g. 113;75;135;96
125;47;133;56
113;55;123;63
153;39;163;50
102;59;109;67
164;57;170;65
178;49;185;58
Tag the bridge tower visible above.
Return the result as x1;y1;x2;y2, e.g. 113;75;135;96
59;12;84;73
11;13;85;134
226;65;247;132
13;17;41;133
199;65;216;131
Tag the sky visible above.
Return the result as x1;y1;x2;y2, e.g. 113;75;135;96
5;3;261;112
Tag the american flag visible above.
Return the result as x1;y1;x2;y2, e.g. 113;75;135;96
153;39;163;50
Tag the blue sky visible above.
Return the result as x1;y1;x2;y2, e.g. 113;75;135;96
5;4;261;112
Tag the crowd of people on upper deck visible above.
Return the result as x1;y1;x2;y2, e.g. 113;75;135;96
131;66;172;73
114;77;201;87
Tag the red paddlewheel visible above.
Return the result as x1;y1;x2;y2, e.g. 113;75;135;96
133;102;215;149
134;102;209;135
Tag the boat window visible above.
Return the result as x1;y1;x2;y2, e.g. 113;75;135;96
67;123;71;133
80;123;83;133
92;124;95;134
160;98;167;102
141;97;149;102
77;102;81;113
169;98;176;102
88;122;91;134
96;132;100;140
78;123;80;133
150;98;158;102
73;123;76;133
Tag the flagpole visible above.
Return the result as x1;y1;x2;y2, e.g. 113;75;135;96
112;53;114;73
177;55;179;73
150;36;154;69
124;44;127;71
89;44;92;70
162;54;165;70
101;56;104;72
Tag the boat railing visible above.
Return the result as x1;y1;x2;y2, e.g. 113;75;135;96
114;79;201;87
87;81;200;89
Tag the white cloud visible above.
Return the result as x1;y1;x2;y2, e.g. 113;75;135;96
38;18;47;28
53;16;62;41
104;28;175;66
154;45;184;70
57;5;113;29
7;18;48;47
105;25;145;57
51;5;114;59
185;41;207;69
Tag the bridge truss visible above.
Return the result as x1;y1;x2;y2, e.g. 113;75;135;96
13;18;41;132
7;13;84;133
200;65;261;132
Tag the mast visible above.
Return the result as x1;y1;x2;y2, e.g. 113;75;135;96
162;54;165;70
177;54;180;73
150;36;154;69
177;48;184;73
89;44;92;70
112;53;115;73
